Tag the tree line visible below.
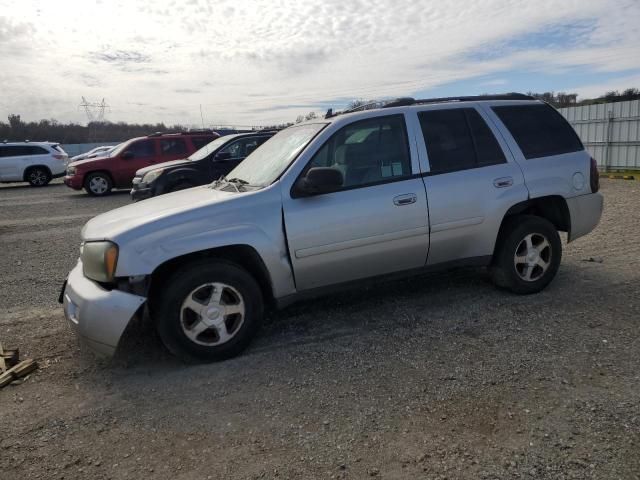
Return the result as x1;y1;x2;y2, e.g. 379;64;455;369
2;87;638;143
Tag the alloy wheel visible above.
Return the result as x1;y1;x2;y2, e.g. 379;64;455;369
513;233;552;282
180;282;245;346
29;170;48;186
89;176;109;194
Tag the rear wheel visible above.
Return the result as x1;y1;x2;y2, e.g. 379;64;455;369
84;172;113;196
26;167;52;187
491;215;561;294
155;260;263;361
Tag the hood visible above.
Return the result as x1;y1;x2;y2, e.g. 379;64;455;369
135;158;191;177
68;155;112;168
82;185;235;241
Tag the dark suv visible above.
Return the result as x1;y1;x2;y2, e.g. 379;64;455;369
64;130;219;196
130;131;275;201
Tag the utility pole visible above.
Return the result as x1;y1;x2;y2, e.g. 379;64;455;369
79;97;110;142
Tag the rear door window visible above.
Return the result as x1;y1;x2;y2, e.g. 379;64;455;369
26;146;49;155
127;139;156;158
492;104;583;159
160;138;187;156
418;108;506;174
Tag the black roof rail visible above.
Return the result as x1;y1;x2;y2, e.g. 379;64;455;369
382;93;535;108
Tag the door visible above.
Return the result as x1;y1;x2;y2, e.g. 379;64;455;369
282;114;429;290
0;146;28;181
116;139;158;186
415;106;529;265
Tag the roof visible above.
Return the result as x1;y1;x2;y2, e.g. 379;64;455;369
324;93;537;120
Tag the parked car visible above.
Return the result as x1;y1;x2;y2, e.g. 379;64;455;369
64;131;219;196
130;131;276;201
61;94;603;361
69;145;116;163
0;141;68;186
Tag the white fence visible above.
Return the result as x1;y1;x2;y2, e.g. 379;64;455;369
559;99;640;171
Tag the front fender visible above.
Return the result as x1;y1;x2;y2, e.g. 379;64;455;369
115;223;296;298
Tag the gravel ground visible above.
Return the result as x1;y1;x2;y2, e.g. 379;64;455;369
1;179;639;480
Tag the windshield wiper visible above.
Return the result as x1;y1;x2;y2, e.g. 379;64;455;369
226;177;248;185
212;175;249;192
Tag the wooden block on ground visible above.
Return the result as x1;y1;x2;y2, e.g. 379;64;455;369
0;359;38;388
2;349;19;368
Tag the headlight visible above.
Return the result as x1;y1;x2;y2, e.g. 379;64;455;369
82;241;119;283
67;166;77;175
142;169;164;184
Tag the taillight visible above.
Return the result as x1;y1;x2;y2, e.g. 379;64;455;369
53;154;66;160
590;157;599;193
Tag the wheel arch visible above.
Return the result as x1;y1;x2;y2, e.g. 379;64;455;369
148;244;275;311
495;195;571;255
84;169;115;184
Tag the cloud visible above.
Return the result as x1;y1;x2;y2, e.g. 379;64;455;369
88;49;151;65
0;0;638;126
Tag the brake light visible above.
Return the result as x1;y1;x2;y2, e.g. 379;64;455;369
53;154;66;160
590;157;599;193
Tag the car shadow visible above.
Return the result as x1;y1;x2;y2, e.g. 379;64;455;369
109;266;496;372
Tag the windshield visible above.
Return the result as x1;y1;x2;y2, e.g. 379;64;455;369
188;135;237;161
224;124;326;187
109;141;131;157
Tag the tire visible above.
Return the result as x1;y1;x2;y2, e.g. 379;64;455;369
84;172;113;196
491;215;562;294
26;167;52;187
168;181;194;193
155;260;264;362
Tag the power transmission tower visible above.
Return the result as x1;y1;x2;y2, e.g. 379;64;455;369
79;97;110;123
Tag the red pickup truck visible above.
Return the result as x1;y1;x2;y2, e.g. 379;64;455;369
64;131;219;196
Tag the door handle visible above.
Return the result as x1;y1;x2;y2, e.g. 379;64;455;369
493;177;513;188
393;193;417;206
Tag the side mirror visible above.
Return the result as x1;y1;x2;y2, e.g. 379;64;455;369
215;151;232;161
294;167;343;197
122;151;134;160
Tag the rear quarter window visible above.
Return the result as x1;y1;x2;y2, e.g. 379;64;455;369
492;104;583;159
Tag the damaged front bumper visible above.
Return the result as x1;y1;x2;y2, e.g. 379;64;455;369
62;261;146;357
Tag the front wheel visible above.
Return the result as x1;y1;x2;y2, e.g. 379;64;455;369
155;260;263;361
167;181;195;193
84;172;113;196
491;215;562;294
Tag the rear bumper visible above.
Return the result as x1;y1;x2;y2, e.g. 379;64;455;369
62;262;146;357
52;172;65;179
64;175;84;190
567;192;604;242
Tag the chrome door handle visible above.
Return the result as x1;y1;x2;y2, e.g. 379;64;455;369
493;177;513;188
393;193;417;206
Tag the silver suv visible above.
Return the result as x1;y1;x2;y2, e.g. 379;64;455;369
0;141;68;186
61;94;603;361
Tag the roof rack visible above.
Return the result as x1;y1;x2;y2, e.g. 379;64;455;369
382;93;535;108
147;129;217;138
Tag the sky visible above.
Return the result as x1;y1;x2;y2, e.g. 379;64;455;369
1;0;639;127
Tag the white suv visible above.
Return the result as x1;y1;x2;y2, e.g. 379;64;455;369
0;142;68;186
